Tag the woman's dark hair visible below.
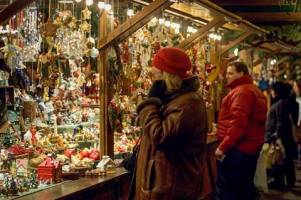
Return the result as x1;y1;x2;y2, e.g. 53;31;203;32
272;81;290;97
229;62;249;75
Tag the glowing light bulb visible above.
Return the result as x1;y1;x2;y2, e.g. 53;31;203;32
75;0;82;2
86;0;93;6
151;17;158;23
105;4;111;11
158;18;164;24
234;48;239;56
127;9;134;16
164;20;171;27
98;1;105;9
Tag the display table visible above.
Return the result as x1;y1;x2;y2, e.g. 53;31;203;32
15;135;218;200
17;168;130;200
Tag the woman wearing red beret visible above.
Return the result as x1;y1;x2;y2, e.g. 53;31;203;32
132;47;208;200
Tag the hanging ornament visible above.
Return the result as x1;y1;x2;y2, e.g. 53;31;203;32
82;7;92;20
90;47;99;58
80;21;91;32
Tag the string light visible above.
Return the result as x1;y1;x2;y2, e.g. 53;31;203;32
158;18;165;24
208;32;222;41
86;0;93;6
105;4;112;11
151;17;158;23
187;26;197;33
75;0;82;2
127;9;134;17
98;1;105;9
234;48;239;56
270;59;277;65
164;20;171;27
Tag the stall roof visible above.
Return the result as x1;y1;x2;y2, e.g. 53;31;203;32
210;0;301;24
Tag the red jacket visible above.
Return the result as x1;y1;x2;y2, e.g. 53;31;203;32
217;75;267;155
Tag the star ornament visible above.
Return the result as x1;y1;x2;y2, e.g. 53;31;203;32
82;7;92;20
80;21;91;33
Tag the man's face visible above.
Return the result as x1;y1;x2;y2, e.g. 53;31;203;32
226;65;243;85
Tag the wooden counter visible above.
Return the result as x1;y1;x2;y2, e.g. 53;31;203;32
17;168;129;200
17;135;218;200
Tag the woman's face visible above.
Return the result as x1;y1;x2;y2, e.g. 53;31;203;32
149;67;163;82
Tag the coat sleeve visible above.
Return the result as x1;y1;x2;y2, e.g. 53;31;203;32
274;101;289;138
218;91;254;153
138;99;204;150
265;108;277;143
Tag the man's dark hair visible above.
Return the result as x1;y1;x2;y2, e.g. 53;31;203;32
230;62;249;75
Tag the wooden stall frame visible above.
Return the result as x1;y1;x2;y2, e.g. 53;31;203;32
96;0;270;157
221;31;253;55
177;17;226;50
99;0;174;50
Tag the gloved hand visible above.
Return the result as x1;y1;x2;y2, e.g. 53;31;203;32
148;80;167;100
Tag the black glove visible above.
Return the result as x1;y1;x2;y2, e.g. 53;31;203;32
148;80;166;100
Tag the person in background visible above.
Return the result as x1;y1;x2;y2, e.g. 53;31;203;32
216;62;267;200
265;81;298;190
133;47;208;200
293;80;301;169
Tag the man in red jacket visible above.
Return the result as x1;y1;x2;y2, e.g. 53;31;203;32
216;62;267;200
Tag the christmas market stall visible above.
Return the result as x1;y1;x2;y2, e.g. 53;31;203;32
0;0;272;199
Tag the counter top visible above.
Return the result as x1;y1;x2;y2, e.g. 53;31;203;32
16;168;129;200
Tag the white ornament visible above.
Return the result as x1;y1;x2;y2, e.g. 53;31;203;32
90;47;99;58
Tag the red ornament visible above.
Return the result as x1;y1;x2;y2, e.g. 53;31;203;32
64;149;75;158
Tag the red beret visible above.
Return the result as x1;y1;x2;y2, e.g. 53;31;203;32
152;47;191;79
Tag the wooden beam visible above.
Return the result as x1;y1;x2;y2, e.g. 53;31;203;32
177;18;226;50
196;0;242;22
235;12;301;22
195;1;268;34
239;21;268;34
0;0;35;25
99;0;173;50
221;31;252;55
210;0;281;6
98;11;109;157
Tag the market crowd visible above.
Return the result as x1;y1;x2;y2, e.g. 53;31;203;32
126;47;301;200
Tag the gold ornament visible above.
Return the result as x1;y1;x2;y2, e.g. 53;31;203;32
80;21;91;32
82;7;92;20
68;17;77;29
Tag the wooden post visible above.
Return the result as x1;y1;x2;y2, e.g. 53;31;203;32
99;0;173;50
221;31;252;55
99;10;109;157
177;17;226;50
